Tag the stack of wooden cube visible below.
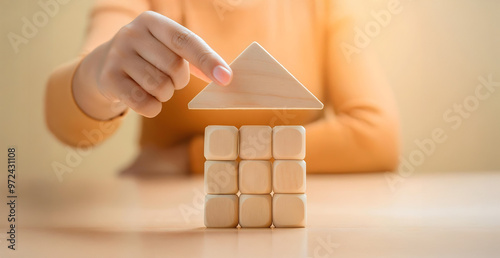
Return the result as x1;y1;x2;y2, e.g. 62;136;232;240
204;125;307;228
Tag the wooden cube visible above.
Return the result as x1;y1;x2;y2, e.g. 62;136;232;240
204;194;239;228
204;126;239;160
239;194;272;228
272;126;306;160
204;161;238;194
239;125;272;160
272;194;307;228
273;160;306;194
239;160;272;194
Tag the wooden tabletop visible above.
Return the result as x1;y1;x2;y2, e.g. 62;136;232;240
2;171;500;257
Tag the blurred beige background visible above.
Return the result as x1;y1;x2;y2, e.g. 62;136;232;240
0;0;499;183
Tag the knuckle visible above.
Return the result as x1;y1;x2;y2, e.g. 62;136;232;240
171;29;194;50
127;93;148;111
112;49;129;63
107;47;126;63
154;74;170;91
161;56;189;90
197;50;214;69
143;67;164;91
168;55;186;74
138;11;155;22
118;24;140;39
142;69;174;102
122;84;146;108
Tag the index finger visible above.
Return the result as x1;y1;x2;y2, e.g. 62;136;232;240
142;11;232;86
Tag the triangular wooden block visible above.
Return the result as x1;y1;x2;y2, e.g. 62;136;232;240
188;42;323;110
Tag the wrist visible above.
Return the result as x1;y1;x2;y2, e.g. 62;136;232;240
72;44;128;120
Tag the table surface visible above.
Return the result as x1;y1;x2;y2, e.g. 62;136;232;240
2;170;500;258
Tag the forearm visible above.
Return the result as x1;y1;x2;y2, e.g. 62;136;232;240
45;0;154;147
186;108;399;174
305;105;400;173
45;58;125;147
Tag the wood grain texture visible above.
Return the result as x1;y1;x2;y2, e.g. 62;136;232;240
239;160;272;194
239;194;272;228
204;126;239;160
239;125;272;160
272;126;306;160
204;161;238;194
188;42;323;110
273;160;306;194
272;194;307;228
204;194;239;228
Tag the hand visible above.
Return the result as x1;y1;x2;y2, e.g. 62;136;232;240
73;11;232;120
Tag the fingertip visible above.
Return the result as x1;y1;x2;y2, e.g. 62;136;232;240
158;84;175;101
142;100;162;118
212;65;232;86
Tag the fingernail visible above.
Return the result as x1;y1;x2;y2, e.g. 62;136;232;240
213;65;232;86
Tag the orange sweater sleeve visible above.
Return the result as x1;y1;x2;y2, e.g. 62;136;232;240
304;1;400;173
44;0;151;147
